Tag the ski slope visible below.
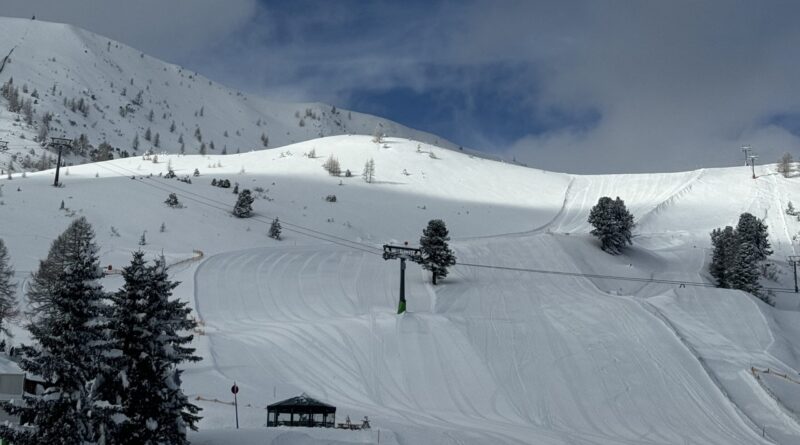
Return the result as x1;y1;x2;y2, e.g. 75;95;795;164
0;136;799;444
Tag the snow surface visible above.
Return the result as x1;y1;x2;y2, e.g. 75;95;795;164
1;135;800;444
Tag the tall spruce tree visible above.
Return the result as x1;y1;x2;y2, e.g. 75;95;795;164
0;218;119;444
108;252;201;444
233;189;254;217
735;212;772;262
728;242;768;303
588;196;635;254
419;219;456;285
0;239;18;336
709;226;737;288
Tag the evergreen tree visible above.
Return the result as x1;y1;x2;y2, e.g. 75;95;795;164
132;133;140;151
107;252;201;445
735;212;772;262
165;193;181;208
269;217;282;240
233;189;254;217
587;196;634;254
0;218;119;444
709;226;737;288
0;239;18;336
728;242;768;303
419;219;456;285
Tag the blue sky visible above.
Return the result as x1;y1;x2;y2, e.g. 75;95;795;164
2;0;800;173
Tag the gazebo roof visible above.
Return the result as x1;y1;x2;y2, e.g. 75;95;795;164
268;393;336;411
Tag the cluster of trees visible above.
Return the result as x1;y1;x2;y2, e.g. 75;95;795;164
1;78;34;124
362;158;376;183
588;196;635;255
0;218;200;444
323;155;341;176
211;178;231;188
709;213;773;304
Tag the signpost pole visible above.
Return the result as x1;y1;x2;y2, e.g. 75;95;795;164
231;382;239;429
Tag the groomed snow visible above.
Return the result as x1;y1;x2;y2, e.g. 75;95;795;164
1;135;799;444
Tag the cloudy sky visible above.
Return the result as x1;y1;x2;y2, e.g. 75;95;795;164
2;0;799;173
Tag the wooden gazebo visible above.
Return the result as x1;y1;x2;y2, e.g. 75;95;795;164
267;393;336;428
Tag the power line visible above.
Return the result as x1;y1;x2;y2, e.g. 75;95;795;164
92;161;382;256
92;159;798;295
455;262;798;294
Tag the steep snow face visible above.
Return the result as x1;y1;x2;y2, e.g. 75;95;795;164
1;135;800;444
0;16;459;172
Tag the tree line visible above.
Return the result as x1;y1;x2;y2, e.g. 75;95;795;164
0;217;199;444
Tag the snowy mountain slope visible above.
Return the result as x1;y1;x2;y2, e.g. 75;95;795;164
0;16;459;172
1;135;800;444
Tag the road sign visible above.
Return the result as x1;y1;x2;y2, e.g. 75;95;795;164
231;383;239;394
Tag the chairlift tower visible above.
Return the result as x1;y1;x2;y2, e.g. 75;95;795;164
748;154;758;179
741;145;752;166
789;255;800;293
383;244;423;314
48;137;72;186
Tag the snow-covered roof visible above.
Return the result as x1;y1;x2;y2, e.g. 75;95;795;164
268;393;335;411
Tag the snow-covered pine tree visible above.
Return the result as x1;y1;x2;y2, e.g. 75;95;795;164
0;218;120;444
735;212;771;262
165;192;181;208
233;189;254;217
269;217;282;240
419;219;456;285
587;196;634;254
0;239;18;336
107;252;201;444
709;226;737;288
728;241;770;304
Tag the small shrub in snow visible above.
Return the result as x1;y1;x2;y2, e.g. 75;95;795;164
269;217;282;240
165;193;182;208
325;194;337;202
233;189;254;218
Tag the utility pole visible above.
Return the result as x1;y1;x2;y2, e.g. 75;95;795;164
789;256;800;293
748;154;758;179
49;137;72;187
383;243;423;314
741;145;751;166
